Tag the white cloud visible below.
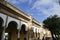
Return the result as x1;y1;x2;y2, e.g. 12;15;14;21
31;0;60;16
29;0;33;4
19;0;28;2
7;0;20;4
19;0;33;4
7;0;33;4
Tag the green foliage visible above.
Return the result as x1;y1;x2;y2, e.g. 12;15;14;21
43;15;60;35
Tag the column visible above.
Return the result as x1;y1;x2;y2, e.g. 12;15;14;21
1;28;5;40
2;16;8;40
1;16;8;40
18;30;20;40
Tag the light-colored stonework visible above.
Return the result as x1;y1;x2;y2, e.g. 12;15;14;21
0;0;52;40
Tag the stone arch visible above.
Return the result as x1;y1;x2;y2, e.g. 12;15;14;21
6;21;18;31
6;17;20;30
5;21;18;40
20;22;28;40
20;24;27;34
21;21;28;31
5;17;21;40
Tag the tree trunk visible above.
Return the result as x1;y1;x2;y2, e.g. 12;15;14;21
51;33;54;40
58;35;60;40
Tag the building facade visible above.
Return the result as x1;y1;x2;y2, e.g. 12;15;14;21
0;0;52;40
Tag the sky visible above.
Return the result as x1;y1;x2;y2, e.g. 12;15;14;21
7;0;60;23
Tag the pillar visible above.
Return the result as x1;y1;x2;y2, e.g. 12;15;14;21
1;28;5;40
2;16;8;40
17;30;20;40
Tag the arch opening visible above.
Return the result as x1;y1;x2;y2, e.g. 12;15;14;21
20;24;27;34
5;21;18;40
20;24;27;40
7;21;17;31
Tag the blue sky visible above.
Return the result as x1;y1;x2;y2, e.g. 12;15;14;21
7;0;60;23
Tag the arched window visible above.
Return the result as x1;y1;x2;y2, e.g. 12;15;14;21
20;24;27;34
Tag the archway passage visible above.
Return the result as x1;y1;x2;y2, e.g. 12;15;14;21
20;24;27;40
0;17;4;40
20;24;27;34
6;21;18;40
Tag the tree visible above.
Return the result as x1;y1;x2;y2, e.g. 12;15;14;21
43;15;60;40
